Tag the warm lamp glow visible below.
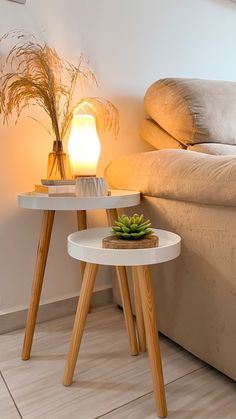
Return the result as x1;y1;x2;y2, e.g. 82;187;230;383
68;114;101;176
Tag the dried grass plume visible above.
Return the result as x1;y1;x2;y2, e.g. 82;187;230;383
0;30;119;145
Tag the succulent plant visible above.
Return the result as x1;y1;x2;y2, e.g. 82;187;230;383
111;213;153;240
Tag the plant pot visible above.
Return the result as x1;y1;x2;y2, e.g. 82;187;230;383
47;140;73;180
102;235;159;249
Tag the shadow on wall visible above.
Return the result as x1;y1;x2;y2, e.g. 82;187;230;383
214;0;236;9
97;95;153;176
0;208;78;311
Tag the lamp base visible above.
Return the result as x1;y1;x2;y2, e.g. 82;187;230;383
75;176;108;197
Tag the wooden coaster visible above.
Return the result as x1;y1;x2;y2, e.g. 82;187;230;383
102;235;159;249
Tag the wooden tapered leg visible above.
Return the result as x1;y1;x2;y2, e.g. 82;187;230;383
132;267;146;352
76;210;87;278
63;263;98;386
22;210;55;361
136;265;167;418
106;209;138;356
115;266;138;355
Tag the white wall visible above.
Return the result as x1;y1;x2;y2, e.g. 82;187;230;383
1;0;236;313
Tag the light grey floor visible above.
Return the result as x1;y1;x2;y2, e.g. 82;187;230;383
0;304;235;419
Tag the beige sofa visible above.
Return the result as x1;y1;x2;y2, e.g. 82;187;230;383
106;78;236;381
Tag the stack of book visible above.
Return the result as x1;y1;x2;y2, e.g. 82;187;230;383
34;180;76;196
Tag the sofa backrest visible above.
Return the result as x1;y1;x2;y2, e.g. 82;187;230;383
144;78;236;146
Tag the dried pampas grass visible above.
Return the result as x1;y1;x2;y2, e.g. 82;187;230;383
0;30;119;145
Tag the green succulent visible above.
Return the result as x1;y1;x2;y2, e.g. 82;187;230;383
111;213;153;240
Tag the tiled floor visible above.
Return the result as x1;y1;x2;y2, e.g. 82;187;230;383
0;304;235;419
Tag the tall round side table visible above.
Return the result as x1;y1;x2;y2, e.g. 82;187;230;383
18;190;140;361
64;227;181;418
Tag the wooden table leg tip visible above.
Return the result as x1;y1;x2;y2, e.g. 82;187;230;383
63;380;72;387
158;407;168;418
21;353;30;361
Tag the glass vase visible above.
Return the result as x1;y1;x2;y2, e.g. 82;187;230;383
47;140;73;180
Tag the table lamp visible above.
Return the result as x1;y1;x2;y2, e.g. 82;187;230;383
68;113;107;196
68;113;101;177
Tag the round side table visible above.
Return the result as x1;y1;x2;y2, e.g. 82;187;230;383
18;190;140;361
64;227;181;418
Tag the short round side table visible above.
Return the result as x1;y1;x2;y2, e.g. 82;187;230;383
18;190;140;361
64;227;181;418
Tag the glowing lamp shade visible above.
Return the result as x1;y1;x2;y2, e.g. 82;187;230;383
68;114;101;176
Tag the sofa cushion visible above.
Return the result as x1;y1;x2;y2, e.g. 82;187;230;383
144;78;236;146
140;118;184;150
187;143;236;155
106;149;236;206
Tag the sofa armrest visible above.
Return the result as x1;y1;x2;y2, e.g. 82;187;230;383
106;149;236;206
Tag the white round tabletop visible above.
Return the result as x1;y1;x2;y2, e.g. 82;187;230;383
17;190;140;211
68;227;181;267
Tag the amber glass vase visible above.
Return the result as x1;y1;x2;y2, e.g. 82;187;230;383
47;140;73;180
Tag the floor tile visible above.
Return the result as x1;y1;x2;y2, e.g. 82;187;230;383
0;373;21;419
0;305;204;419
100;367;236;419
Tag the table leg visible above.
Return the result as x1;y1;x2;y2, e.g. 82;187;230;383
132;267;146;352
22;210;55;361
76;210;87;278
63;263;98;386
136;265;167;418
106;209;138;356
